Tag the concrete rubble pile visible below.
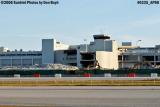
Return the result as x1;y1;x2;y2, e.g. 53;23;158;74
47;64;79;70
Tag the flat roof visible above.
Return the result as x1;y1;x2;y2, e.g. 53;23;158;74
93;34;110;40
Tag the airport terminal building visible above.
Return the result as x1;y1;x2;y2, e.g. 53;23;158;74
0;34;160;69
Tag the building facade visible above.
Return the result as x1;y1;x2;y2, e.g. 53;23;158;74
0;51;42;67
41;34;118;69
118;45;160;69
0;34;160;69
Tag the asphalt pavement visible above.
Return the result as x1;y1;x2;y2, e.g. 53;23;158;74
0;86;160;107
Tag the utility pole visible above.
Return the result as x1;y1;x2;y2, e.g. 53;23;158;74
84;39;87;52
136;40;142;47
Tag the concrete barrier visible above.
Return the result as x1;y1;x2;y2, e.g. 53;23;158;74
33;73;40;78
128;73;136;77
151;73;158;78
55;74;62;78
14;74;20;78
83;73;92;77
104;73;111;77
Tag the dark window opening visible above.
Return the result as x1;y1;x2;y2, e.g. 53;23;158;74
81;52;95;60
68;63;77;66
143;56;154;61
118;55;122;60
64;50;77;55
80;61;94;68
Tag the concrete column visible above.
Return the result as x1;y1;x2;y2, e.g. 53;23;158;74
138;54;141;62
32;56;34;66
121;54;124;69
154;54;156;67
154;48;156;67
21;56;22;67
0;57;1;67
11;57;12;67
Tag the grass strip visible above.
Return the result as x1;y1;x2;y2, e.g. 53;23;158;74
0;79;160;86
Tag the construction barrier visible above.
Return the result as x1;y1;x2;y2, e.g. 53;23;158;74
14;74;20;78
55;74;62;78
0;69;159;77
83;73;92;77
151;73;158;78
104;73;111;77
128;73;136;77
33;73;40;77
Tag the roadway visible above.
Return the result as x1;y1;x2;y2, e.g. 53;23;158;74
0;86;160;107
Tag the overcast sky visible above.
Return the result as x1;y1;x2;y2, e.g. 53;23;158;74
0;0;160;51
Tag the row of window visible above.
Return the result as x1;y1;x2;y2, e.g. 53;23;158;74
0;54;42;56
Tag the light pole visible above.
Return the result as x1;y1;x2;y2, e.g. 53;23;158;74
84;39;87;52
136;40;142;69
154;46;156;67
136;40;142;47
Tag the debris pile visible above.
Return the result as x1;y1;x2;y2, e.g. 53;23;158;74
47;64;79;70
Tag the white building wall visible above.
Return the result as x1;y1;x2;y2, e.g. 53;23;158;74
112;40;118;69
96;51;118;70
55;43;69;50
